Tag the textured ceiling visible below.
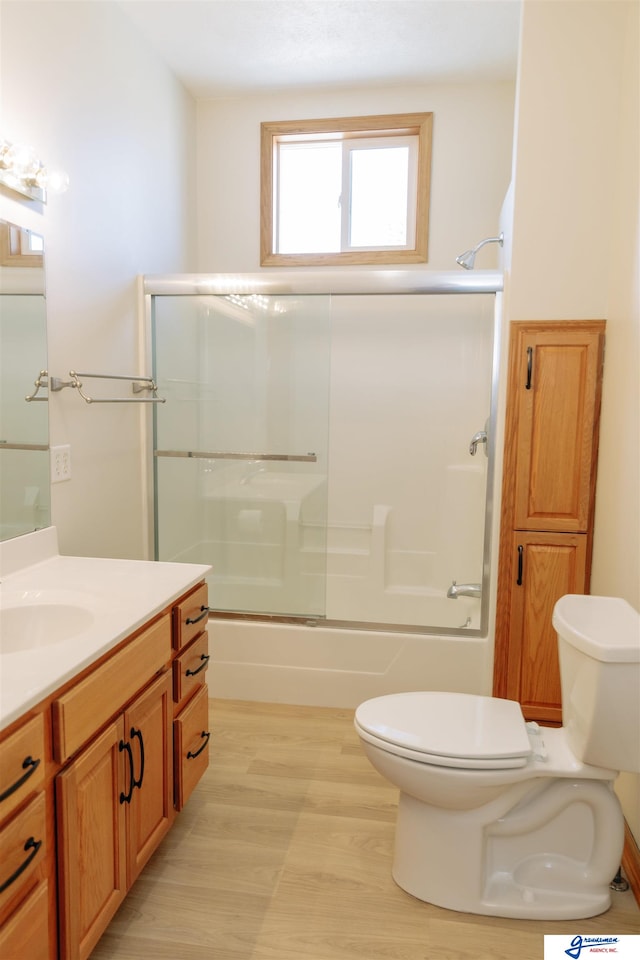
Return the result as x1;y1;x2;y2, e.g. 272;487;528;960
117;0;521;98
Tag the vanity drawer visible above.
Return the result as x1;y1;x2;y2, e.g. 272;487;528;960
174;684;210;811
0;715;46;822
52;614;172;763
173;582;209;651
0;792;47;916
0;878;50;960
173;630;210;706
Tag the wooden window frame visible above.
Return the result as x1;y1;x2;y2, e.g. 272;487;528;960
260;113;433;267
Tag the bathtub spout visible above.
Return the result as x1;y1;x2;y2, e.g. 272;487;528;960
447;581;482;599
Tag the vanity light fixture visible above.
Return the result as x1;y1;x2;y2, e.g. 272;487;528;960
0;138;69;202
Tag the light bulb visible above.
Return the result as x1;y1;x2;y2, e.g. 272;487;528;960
46;168;70;194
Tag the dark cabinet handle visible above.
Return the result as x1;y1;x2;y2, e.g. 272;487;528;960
516;545;524;586
130;727;145;792
186;606;210;626
186;653;210;677
187;731;210;760
0;755;41;804
525;346;533;390
119;739;135;804
0;837;42;894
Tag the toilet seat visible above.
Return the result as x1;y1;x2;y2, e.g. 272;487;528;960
355;692;532;770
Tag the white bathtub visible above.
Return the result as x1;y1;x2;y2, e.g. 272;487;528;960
206;613;492;709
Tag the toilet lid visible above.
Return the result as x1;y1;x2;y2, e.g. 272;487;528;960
355;692;532;768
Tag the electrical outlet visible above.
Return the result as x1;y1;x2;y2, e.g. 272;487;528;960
51;444;71;483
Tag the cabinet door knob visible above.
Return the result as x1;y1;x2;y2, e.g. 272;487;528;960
525;346;533;390
517;544;524;585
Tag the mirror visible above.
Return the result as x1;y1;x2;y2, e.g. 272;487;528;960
0;219;50;539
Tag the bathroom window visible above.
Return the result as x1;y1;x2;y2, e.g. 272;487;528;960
260;113;433;266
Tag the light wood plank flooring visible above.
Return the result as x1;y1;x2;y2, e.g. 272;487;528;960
91;699;640;959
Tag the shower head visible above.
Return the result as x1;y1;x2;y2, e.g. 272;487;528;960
456;232;504;270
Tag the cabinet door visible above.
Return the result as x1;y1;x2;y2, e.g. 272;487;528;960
506;532;587;723
124;671;174;887
512;325;604;532
56;718;127;960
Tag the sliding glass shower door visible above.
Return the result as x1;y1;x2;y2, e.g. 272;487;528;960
152;293;331;618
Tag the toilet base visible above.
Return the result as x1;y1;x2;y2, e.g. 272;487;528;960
392;786;621;920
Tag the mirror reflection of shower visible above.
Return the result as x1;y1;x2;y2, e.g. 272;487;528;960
456;232;504;270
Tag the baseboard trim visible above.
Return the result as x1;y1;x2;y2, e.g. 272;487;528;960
622;822;640;907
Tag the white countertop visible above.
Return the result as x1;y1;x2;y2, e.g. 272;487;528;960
0;528;211;731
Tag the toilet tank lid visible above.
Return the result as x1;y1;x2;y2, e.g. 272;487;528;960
552;595;640;662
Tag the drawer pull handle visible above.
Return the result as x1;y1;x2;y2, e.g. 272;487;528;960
187;731;210;760
0;836;42;893
516;544;524;586
525;346;533;390
0;755;41;804
185;606;210;626
186;654;210;677
130;727;145;792
119;739;135;804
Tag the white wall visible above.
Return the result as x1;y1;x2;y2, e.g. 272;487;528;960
507;0;640;847
0;0;197;559
196;81;515;273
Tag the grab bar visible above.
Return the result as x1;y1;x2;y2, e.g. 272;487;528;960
155;450;317;463
50;371;165;404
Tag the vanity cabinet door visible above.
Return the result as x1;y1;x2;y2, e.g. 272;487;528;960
56;718;127;960
123;670;174;887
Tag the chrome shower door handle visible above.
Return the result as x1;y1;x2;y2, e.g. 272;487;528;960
469;430;487;456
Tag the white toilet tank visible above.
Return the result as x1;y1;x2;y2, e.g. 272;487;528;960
553;594;640;773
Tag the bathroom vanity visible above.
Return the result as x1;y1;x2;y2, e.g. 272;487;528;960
0;529;211;960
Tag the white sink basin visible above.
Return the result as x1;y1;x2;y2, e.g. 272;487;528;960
0;596;95;653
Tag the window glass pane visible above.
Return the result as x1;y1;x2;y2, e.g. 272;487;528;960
277;142;341;253
349;146;409;248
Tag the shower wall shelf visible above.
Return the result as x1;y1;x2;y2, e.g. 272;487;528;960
50;371;166;404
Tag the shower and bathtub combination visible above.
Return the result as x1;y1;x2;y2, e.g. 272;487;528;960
143;270;503;706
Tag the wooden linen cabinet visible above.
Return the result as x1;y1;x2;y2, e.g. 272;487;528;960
493;320;605;724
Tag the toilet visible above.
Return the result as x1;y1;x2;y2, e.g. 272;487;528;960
354;594;640;919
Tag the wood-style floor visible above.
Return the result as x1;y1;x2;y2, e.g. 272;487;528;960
91;699;640;959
